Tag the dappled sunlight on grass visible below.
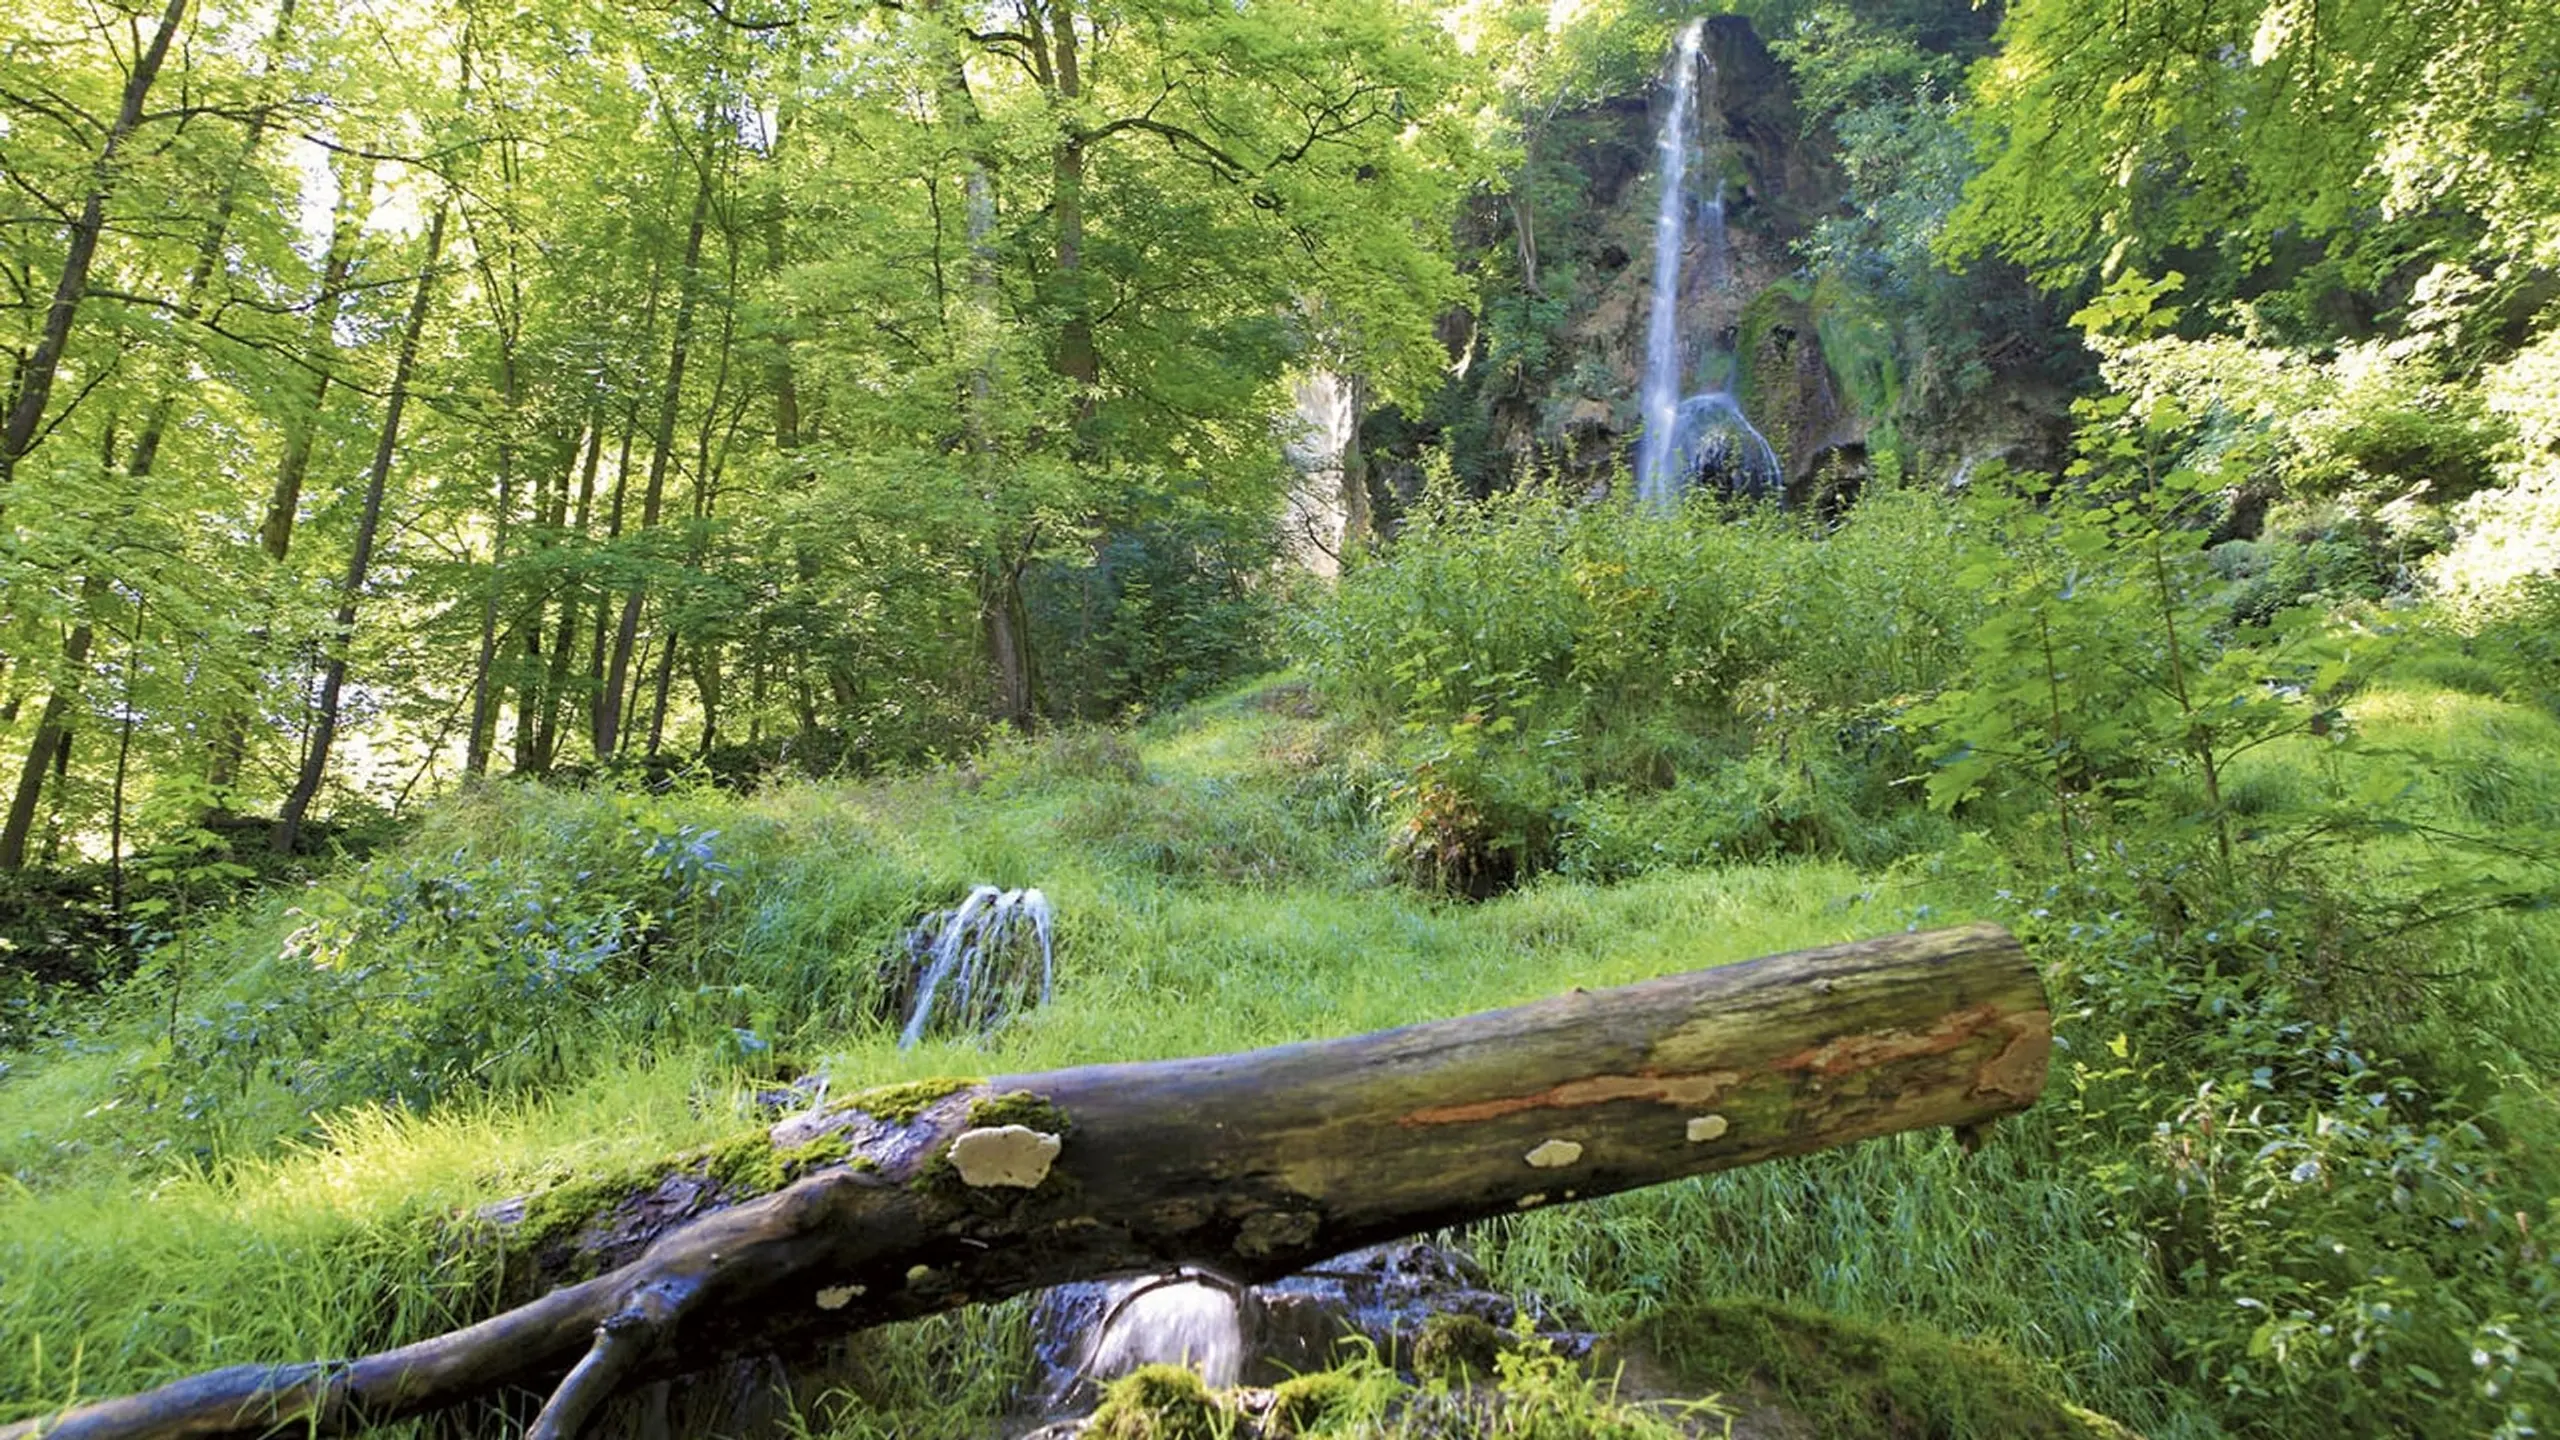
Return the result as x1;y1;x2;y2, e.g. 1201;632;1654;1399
4;657;2556;1438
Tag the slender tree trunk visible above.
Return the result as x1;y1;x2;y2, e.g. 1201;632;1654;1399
0;575;105;870
602;161;714;761
942;11;1036;729
464;340;521;777
1046;0;1096;401
36;732;73;868
6;0;297;823
508;455;556;776
0;0;190;502
980;552;1034;728
535;416;604;773
515;430;578;773
209;172;364;804
107;595;144;925
271;202;451;856
647;239;738;761
645;635;677;758
587;404;640;760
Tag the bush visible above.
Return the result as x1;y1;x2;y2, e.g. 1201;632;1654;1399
1293;485;1978;892
1030;513;1280;722
2026;877;2560;1439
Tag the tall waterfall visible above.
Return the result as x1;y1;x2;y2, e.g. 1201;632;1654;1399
1635;20;1780;506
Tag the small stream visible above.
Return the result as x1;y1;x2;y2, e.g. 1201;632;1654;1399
1009;1242;1576;1434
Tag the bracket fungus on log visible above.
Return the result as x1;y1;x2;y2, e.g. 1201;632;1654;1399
949;1125;1063;1188
1;922;2048;1440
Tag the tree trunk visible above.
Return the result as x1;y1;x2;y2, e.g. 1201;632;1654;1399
0;0;190;500
1046;0;1096;402
0;924;2048;1440
520;425;590;773
534;417;605;773
0;574;104;871
586;406;640;761
465;339;522;777
270;202;450;855
206;193;360;806
980;553;1034;728
602;162;714;762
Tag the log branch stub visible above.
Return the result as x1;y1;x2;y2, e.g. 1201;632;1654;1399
1;922;2046;1440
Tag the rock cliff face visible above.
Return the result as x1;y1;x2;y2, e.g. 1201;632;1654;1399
1475;18;1846;493
1352;14;2072;518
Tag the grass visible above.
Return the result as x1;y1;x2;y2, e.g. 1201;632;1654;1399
3;658;2556;1438
0;673;1957;1433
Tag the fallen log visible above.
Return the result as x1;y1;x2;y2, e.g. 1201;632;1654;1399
4;921;2048;1440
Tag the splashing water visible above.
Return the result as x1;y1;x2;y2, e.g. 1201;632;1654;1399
896;885;1054;1049
1075;1271;1248;1392
1635;20;1780;505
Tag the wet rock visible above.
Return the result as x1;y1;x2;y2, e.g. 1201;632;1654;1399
1021;1239;1570;1423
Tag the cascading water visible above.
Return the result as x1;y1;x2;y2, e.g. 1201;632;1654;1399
895;885;1053;1049
1635;20;1780;506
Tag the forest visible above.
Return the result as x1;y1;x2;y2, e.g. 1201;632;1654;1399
2;0;2557;1434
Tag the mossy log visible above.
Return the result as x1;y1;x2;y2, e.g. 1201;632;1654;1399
4;922;2048;1440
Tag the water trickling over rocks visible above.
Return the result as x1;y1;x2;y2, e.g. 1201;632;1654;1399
889;885;1054;1048
1016;1243;1579;1433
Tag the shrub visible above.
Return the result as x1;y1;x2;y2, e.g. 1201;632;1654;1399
1293;485;1978;892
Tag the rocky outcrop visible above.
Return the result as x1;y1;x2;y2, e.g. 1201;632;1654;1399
1366;13;2072;514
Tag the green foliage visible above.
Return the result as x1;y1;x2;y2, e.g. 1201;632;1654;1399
141;789;748;1131
1950;0;2560;289
2470;575;2560;712
1297;484;1977;891
2022;868;2560;1439
1914;279;2382;880
1030;512;1282;723
1625;1297;2132;1439
1892;279;2560;1433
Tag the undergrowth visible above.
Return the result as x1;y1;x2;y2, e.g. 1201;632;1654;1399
6;469;2560;1439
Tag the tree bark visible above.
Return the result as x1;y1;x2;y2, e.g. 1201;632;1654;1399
586;404;641;762
980;551;1034;727
602;160;714;762
532;417;605;773
270;202;450;856
0;0;191;501
524;417;599;773
0;923;2047;1440
464;334;521;777
0;574;104;871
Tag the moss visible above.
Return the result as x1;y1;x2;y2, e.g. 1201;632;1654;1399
841;1075;982;1124
1619;1298;2140;1440
511;1171;648;1254
701;1130;792;1194
1266;1368;1361;1435
1085;1363;1224;1440
1733;278;1813;429
517;1115;869;1262
1410;1312;1514;1383
966;1088;1070;1135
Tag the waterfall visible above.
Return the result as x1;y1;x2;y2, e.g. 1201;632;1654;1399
1072;1271;1248;1393
896;885;1054;1049
1635;21;1780;506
